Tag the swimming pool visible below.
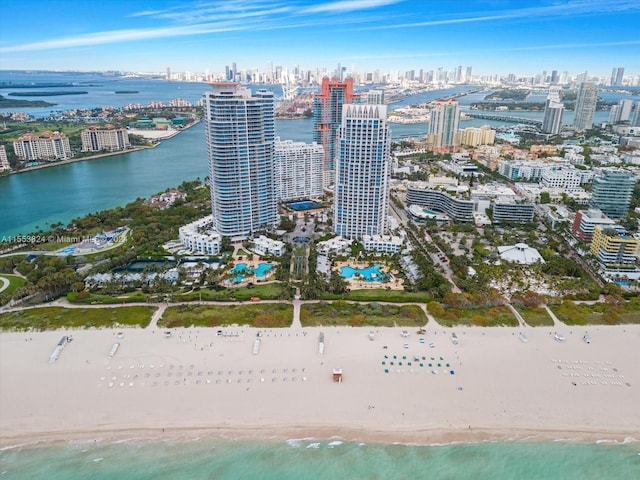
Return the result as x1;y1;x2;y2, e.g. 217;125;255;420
340;264;390;282
58;247;76;255
230;262;274;282
285;200;323;211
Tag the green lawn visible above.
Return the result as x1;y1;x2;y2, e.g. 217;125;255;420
549;299;640;325
300;301;427;327
0;274;26;296
428;304;518;327
0;306;156;331
515;306;554;327
181;283;292;301
159;303;293;328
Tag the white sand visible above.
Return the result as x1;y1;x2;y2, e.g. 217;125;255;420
1;324;639;447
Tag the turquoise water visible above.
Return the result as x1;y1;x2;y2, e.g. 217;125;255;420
230;263;274;282
1;438;638;479
340;264;390;282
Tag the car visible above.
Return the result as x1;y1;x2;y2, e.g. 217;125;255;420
554;333;566;342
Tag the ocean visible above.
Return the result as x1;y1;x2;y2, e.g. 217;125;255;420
1;437;639;479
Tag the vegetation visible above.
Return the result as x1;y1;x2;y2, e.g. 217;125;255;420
514;306;554;327
0;275;26;296
549;297;640;325
300;301;427;327
484;89;530;101
158;303;293;328
0;306;155;331
0;95;55;107
428;303;518;327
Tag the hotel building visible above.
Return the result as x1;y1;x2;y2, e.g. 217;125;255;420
313;77;359;188
572;208;623;242
334;104;391;240
13;131;72;161
274;138;324;200
203;83;278;240
81;126;131;152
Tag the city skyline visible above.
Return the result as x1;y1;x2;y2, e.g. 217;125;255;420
1;1;640;76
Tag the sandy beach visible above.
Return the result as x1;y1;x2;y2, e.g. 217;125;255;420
1;323;639;448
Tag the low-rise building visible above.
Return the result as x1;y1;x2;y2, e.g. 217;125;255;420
406;185;474;222
362;234;404;253
590;225;640;267
317;236;353;256
178;215;222;255
252;235;286;256
572;208;622;242
497;243;545;264
492;200;535;224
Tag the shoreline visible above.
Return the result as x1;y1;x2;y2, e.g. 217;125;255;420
2;120;200;176
2;324;638;450
2;424;638;451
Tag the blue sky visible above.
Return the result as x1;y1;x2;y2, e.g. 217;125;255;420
1;0;639;76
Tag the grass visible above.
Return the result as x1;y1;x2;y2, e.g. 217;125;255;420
300;301;427;327
549;299;640;325
159;303;293;328
514;306;554;327
320;289;434;303
0;275;26;296
0;306;156;331
428;304;518;327
180;283;292;301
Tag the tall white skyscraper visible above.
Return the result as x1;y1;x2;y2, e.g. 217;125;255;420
609;100;634;124
573;82;598;131
204;83;278;240
334;104;391;240
427;99;460;147
632;102;640;127
274;138;324;200
542;86;564;134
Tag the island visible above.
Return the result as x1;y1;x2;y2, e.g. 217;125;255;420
0;95;55;108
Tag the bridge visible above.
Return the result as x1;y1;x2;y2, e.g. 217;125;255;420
464;111;542;126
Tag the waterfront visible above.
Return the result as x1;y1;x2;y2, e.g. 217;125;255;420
1;74;638;238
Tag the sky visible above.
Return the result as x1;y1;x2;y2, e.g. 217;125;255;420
1;0;639;77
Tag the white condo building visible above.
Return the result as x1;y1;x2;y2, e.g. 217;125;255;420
13;131;72;161
427;99;460;147
81;126;131;152
0;145;10;171
542;86;564;135
573;82;597;131
204;83;278;240
334;104;391;240
274;137;324;200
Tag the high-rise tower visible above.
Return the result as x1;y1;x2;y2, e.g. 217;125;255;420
573;82;598;131
204;83;278;240
427;99;460;148
589;168;635;219
334;104;391;240
542;86;564;134
312;77;359;188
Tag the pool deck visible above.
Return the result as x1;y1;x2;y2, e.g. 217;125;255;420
334;261;404;291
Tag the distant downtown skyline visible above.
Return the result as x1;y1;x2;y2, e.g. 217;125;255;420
1;0;639;76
